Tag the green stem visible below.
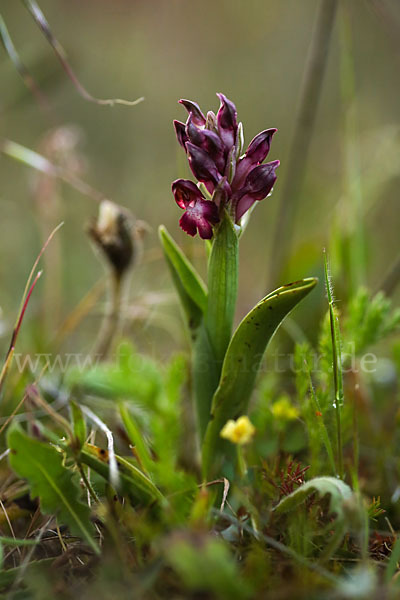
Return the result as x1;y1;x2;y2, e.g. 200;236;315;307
324;252;344;479
193;211;239;441
237;446;247;479
205;211;239;367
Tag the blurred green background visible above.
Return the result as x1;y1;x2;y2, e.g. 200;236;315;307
0;0;399;356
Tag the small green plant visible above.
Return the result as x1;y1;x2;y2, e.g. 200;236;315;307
160;94;317;480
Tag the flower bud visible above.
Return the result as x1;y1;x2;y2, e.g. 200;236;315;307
185;142;220;193
234;160;280;222
173;120;188;149
179;99;206;126
246;128;276;162
216;93;238;152
186;115;225;173
233;128;277;189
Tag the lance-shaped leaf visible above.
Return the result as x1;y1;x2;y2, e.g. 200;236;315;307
202;278;317;478
7;423;98;553
159;225;207;337
273;476;354;522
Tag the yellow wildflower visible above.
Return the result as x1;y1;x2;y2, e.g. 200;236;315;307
220;415;256;445
270;396;299;421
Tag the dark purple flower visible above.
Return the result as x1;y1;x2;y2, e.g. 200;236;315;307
172;179;219;239
186;115;225;173
172;93;279;237
233;160;280;222
233;128;277;189
173;120;188;149
216;93;238;153
185;142;221;194
179;99;206;127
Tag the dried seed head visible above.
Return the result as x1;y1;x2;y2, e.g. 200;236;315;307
88;200;134;278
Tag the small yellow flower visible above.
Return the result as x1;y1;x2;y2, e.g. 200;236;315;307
270;396;299;421
220;415;256;445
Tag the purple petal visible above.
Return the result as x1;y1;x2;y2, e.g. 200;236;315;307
179;198;219;239
173;120;188;149
186;115;225;173
232;129;277;190
172;179;205;209
235;194;257;222
234;160;280;222
186;142;220;188
246;128;276;163
179;212;197;237
216;93;237;152
196;218;214;239
179;99;206;126
242;160;280;200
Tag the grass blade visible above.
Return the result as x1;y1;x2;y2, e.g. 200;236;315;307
22;0;144;107
0;13;48;108
0;138;105;202
324;250;344;479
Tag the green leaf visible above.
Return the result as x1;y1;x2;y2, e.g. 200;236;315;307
345;287;400;355
159;225;207;336
273;476;353;522
66;341;162;406
7;423;98;554
119;402;153;475
69;400;87;450
166;535;252;599
0;558;54;591
205;211;239;365
192;323;221;440
0;537;37;546
202;278;317;478
78;446;165;506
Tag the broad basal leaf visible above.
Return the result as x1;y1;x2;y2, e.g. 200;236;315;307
7;423;98;553
202;278;317;478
